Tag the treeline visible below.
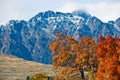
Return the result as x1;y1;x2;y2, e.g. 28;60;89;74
49;33;120;80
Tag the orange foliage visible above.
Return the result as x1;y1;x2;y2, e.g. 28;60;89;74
49;34;97;80
96;35;120;80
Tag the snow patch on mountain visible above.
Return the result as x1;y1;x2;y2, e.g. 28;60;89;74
0;10;120;64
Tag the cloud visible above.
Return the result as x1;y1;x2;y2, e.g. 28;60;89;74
0;0;120;24
56;2;79;12
57;1;120;22
0;0;67;24
87;2;120;22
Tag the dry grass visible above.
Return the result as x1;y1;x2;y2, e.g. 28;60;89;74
0;54;55;80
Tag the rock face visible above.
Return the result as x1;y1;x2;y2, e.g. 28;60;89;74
0;10;120;64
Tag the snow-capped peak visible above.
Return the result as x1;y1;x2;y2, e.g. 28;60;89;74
72;10;91;18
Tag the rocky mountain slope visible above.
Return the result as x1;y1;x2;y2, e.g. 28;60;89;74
0;10;120;64
0;53;55;80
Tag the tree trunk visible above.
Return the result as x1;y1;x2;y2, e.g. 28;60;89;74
81;69;85;79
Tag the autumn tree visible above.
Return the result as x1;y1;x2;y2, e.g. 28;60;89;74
96;35;120;80
50;33;78;80
76;36;98;79
49;33;97;80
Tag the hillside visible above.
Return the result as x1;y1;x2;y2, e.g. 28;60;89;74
0;54;55;80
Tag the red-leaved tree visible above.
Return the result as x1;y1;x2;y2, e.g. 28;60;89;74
96;35;120;80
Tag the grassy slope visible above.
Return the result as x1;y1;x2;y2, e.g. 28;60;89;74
0;54;55;80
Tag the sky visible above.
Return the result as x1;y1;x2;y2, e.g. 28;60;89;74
0;0;120;24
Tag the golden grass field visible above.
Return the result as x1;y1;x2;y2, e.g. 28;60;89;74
0;54;55;80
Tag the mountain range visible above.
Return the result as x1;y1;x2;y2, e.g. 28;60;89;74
0;10;120;64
